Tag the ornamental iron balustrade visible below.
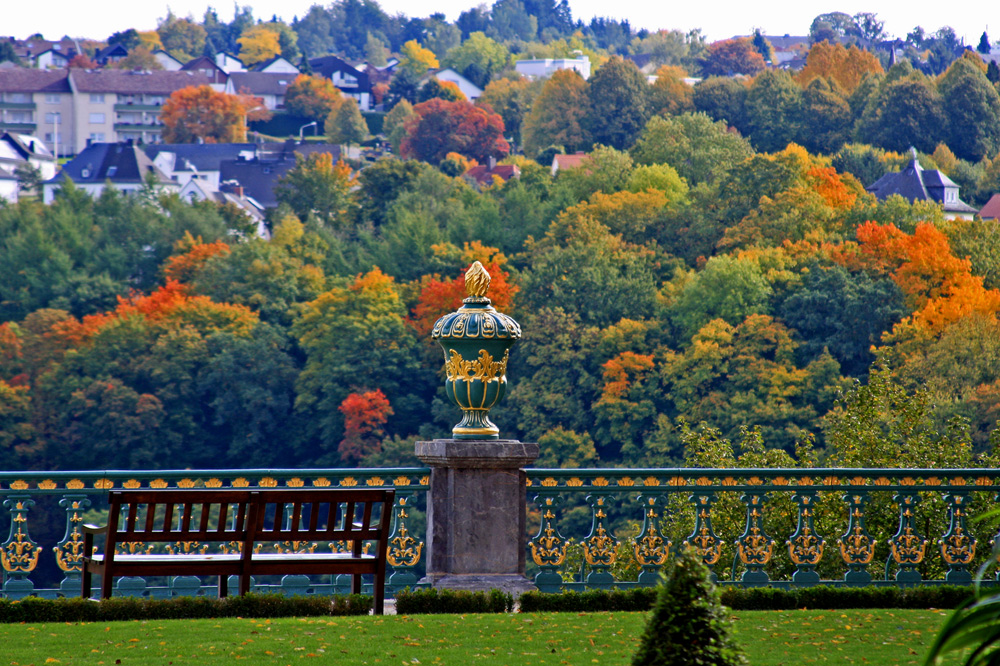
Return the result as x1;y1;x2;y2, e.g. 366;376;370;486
526;468;1000;592
3;466;1000;599
0;468;428;599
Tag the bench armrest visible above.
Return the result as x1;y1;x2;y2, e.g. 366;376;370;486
82;523;105;535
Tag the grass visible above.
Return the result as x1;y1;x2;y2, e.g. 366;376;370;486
0;608;960;665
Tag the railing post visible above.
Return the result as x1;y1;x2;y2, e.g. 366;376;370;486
54;493;92;596
889;491;926;584
838;491;875;585
2;494;41;599
386;490;423;591
685;491;722;583
939;492;976;584
582;492;618;589
634;492;669;586
736;491;773;585
529;491;567;592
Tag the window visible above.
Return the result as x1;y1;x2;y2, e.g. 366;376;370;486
7;93;29;103
89;132;105;142
89;112;106;124
44;112;61;124
8;111;32;123
45;94;61;104
89;94;105;103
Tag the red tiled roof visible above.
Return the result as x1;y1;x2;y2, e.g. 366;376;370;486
228;72;293;96
552;153;588;170
464;164;520;185
980;193;1000;220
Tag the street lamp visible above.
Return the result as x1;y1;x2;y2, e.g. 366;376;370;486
299;121;318;142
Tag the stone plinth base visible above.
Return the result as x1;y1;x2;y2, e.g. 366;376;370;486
416;439;538;593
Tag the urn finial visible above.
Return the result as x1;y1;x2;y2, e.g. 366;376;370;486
430;262;521;440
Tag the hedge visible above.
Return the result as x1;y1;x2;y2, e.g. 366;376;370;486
394;588;514;614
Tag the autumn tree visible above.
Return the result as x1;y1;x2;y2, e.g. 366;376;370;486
68;53;98;69
383;99;415;154
161;86;249;143
521;68;590;157
338;389;393;464
401;98;509;164
701;38;766;77
274;153;356;227
417;77;466;103
113;46;162;71
477;77;538;147
796;42;883;94
282;75;341;125
585;56;651;150
648;65;694;116
237;25;282;66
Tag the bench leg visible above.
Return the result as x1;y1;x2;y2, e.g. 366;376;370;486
219;575;228;598
352;573;361;596
100;571;113;600
373;574;385;615
239;574;251;596
82;566;92;598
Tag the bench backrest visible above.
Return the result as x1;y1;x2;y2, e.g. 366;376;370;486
250;489;395;556
105;490;257;546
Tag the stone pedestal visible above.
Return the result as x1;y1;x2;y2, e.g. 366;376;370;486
416;439;538;594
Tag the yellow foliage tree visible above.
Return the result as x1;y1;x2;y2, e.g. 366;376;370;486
237;25;282;66
399;39;439;76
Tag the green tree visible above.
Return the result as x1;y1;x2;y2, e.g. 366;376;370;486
938;58;1000;161
477;77;538;147
856;76;948;153
521;68;590;157
488;0;537;42
631;112;753;185
157;11;207;61
585;56;651;150
743;70;802;152
796;77;852;154
669;254;772;341
442;32;510;89
327;98;369;147
692;77;748;131
274;153;356;228
632;545;748;666
383;100;415;154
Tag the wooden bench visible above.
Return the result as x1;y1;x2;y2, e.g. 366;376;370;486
82;488;396;614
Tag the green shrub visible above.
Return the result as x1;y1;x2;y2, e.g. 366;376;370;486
631;545;747;666
394;588;514;614
0;593;370;624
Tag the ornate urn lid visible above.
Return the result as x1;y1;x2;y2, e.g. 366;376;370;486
431;261;521;341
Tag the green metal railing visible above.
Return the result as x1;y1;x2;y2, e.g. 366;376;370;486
525;468;1000;592
0;469;429;599
5;466;1000;600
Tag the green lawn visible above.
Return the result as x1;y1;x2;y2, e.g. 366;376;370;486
2;608;958;665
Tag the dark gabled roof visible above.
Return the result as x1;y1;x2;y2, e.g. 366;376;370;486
181;55;227;73
48;142;172;185
308;55;370;89
228;71;294;96
217;142;341;208
0;67;71;93
144;143;257;172
1;132;54;160
95;43;129;61
69;69;205;94
867;154;978;214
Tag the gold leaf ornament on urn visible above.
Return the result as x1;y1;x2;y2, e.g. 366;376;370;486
431;261;521;440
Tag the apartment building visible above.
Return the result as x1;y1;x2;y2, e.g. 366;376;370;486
0;68;211;156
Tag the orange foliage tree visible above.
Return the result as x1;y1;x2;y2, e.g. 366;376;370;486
162;234;231;284
161;85;250;143
796;42;883;94
337;389;393;463
284;74;344;123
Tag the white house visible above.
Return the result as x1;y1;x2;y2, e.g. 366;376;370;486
42;141;178;203
0;166;18;203
515;55;591;80
431;69;483;100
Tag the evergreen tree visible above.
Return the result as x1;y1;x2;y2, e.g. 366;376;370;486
632;545;748;666
988;60;1000;84
978;31;992;55
585;56;650;150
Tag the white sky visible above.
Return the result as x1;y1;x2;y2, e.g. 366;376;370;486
3;1;994;46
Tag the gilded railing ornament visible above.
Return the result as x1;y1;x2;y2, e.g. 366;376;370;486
2;497;42;586
431;261;521;440
838;493;876;584
787;492;825;584
54;494;92;594
939;492;977;583
583;493;618;587
386;493;424;584
530;493;567;592
634;493;670;585
736;492;773;583
685;493;723;576
890;492;926;583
